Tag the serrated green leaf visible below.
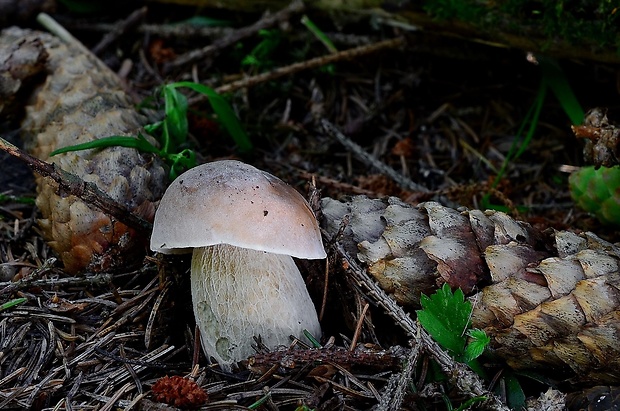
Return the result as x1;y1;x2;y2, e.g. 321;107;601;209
463;329;490;363
416;284;471;356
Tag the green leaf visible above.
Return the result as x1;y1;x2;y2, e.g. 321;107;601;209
166;149;196;180
416;284;471;356
503;373;526;411
240;29;281;69
539;56;585;126
303;329;322;348
169;81;253;153
0;297;27;311
163;86;189;146
0;194;35;205
301;15;337;53
463;329;490;363
49;135;160;157
454;396;488;411
482;56;584;212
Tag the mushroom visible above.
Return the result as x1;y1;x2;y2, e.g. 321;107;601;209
150;160;325;369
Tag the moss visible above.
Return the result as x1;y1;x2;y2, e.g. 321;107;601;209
422;0;620;53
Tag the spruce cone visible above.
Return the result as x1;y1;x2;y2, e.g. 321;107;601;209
0;27;167;273
322;195;620;386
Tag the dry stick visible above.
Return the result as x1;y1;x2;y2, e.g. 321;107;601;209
164;0;305;71
92;7;148;55
349;303;369;351
0;272;113;297
334;242;510;411
321;119;430;193
376;344;420;411
0;137;152;235
214;36;406;95
319;258;329;321
67;21;232;39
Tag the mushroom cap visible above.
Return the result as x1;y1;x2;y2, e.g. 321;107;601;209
150;160;326;259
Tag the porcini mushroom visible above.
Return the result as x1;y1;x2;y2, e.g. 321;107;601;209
150;160;325;369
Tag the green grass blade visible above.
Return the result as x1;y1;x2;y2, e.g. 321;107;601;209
0;194;35;205
481;80;547;210
170;81;253;153
538;56;585;125
163;86;189;146
483;56;583;212
301;15;337;53
49;135;160;156
303;329;322;348
0;297;27;311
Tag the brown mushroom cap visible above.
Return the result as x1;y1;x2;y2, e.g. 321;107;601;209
150;160;326;259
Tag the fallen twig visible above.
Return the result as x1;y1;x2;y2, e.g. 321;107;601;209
334;241;510;411
214;36;406;95
321;119;430;193
164;0;305;71
376;343;419;411
0;137;152;235
0;271;113;297
248;345;405;371
91;7;148;55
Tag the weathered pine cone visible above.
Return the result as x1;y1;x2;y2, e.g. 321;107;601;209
322;195;620;386
0;27;167;273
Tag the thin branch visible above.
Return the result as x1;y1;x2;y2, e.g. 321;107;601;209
164;0;305;71
0;137;153;235
376;344;420;411
91;7;148;56
214;36;406;95
334;241;509;411
321;119;430;193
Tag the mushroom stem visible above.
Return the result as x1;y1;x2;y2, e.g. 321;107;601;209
191;243;321;369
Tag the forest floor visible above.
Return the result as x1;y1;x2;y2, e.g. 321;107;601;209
0;1;619;410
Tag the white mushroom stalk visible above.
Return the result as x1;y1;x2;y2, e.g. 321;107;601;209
150;160;326;370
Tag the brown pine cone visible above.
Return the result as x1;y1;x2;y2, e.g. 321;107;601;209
0;27;167;273
151;375;208;409
321;195;620;386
